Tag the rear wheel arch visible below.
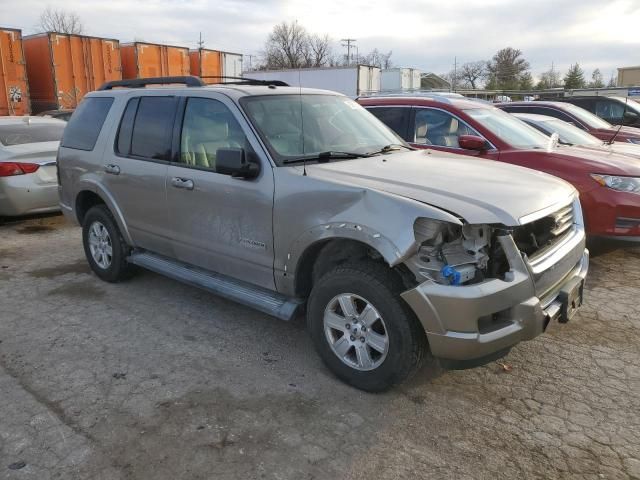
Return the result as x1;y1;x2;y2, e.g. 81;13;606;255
74;186;133;245
75;190;106;225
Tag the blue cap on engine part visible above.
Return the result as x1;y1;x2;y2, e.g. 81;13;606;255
441;265;461;285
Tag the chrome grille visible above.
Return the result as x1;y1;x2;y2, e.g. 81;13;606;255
513;203;575;261
550;204;574;237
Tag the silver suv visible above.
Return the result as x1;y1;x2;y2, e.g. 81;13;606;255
58;77;589;391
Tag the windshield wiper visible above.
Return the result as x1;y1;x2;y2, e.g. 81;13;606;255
366;144;413;155
283;151;372;164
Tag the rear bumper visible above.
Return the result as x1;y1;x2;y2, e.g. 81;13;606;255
402;232;588;362
0;175;60;216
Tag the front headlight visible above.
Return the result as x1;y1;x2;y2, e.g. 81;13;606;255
628;138;640;145
591;174;640;194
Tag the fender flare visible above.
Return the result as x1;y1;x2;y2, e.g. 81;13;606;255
75;178;134;246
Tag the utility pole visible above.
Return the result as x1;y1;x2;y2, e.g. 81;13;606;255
341;38;357;65
246;54;254;71
453;56;457;92
198;32;204;49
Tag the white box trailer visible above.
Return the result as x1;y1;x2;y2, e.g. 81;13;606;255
243;65;381;97
381;68;422;91
222;52;243;80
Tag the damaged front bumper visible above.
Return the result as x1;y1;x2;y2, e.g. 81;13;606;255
401;231;588;365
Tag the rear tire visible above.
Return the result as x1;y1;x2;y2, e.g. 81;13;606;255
82;205;134;282
307;261;428;392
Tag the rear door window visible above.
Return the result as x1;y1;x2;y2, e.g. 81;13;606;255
366;107;411;140
118;96;177;160
61;97;113;150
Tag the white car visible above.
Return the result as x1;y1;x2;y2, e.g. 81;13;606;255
0;116;65;217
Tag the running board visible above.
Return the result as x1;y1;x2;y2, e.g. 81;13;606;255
128;251;304;321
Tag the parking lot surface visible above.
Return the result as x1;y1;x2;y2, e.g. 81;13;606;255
1;214;639;480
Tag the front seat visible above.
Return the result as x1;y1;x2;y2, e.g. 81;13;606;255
441;118;460;147
194;117;242;171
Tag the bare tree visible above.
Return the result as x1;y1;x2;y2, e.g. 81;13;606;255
536;67;563;89
308;34;332;67
39;7;83;34
359;49;393;69
262;21;333;69
459;61;486;89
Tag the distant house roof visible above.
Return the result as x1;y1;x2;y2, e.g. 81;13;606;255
420;72;451;89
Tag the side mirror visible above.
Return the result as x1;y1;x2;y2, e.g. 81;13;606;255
216;148;260;179
623;111;639;122
458;134;487;151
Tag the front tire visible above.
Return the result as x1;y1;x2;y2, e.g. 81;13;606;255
307;261;428;392
82;205;134;282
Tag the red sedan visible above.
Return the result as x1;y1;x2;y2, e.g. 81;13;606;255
496;101;640;144
359;95;640;240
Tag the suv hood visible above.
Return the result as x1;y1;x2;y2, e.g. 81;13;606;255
306;149;575;226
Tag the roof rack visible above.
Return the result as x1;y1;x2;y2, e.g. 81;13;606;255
201;76;290;87
98;76;205;90
97;76;290;91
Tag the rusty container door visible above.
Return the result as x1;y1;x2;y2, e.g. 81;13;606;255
1;28;30;115
49;33;122;110
25;33;122;112
165;45;190;76
122;43;189;78
23;34;55;113
190;49;221;83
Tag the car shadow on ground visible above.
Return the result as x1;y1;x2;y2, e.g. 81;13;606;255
0;211;64;228
587;236;640;257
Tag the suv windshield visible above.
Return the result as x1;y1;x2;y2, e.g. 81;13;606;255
563;103;612;129
240;94;403;165
539;118;602;146
0;123;65;146
466;108;549;149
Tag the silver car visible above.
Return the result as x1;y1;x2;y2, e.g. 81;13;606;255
0;116;65;217
58;77;588;392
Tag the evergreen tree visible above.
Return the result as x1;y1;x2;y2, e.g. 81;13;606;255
564;63;586;89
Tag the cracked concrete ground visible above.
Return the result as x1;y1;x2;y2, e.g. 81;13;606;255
0;213;639;480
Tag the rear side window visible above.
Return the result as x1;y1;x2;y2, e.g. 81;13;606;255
367;107;410;140
115;98;139;155
122;96;177;160
61;97;114;150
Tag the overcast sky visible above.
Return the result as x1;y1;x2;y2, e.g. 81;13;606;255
2;0;637;80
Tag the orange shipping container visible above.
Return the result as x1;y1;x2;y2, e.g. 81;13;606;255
0;27;30;115
23;32;121;113
189;48;221;84
121;42;190;79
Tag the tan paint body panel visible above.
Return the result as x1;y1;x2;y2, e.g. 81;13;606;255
0;28;30;115
121;42;190;79
189;49;222;83
24;32;121;113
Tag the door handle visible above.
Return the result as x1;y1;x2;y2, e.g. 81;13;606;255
171;177;194;190
104;164;120;175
